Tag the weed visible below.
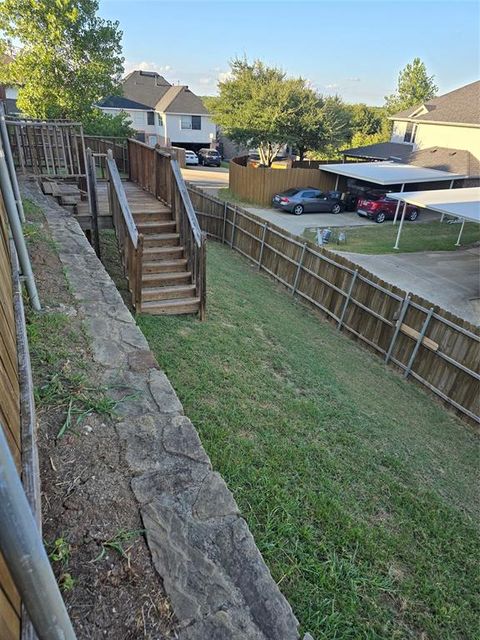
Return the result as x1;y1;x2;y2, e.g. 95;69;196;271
59;572;75;592
93;529;146;567
48;537;71;564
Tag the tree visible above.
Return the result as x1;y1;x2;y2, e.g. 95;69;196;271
82;108;134;138
0;0;123;121
385;57;437;114
281;87;326;161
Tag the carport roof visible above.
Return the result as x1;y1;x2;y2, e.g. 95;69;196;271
388;187;480;223
317;161;466;185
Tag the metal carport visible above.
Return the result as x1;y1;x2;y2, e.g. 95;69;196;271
388;187;480;249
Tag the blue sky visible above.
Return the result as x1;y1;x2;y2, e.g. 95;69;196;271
99;0;480;105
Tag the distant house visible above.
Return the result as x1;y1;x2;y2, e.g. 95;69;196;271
0;54;19;115
389;80;480;177
97;70;216;150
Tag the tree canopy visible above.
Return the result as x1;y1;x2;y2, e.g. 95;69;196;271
385;57;438;114
0;0;124;121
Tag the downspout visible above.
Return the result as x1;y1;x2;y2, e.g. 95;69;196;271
0;426;77;640
0;135;41;310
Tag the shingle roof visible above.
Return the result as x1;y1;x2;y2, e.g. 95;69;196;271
390;81;480;126
122;70;171;108
97;95;152;111
342;142;413;162
407;146;480;178
155;86;209;114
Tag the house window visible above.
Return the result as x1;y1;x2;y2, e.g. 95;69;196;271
147;111;154;125
181;115;192;129
157;113;162;126
404;122;417;143
192;115;201;130
180;115;202;130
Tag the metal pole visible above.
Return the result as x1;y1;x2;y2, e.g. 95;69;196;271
0;426;77;640
441;179;456;222
334;174;339;190
292;243;307;294
337;269;358;330
394;201;407;250
454;217;466;246
404;307;434;378
385;294;410;364
0;138;41;310
0;103;26;222
86;148;101;258
392;185;405;225
258;222;268;270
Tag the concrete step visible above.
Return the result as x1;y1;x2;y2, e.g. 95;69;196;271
141;284;196;301
142;271;192;287
138;221;177;236
142;234;180;250
141;297;201;316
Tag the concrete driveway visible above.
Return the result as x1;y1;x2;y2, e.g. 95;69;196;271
336;246;480;325
182;165;229;195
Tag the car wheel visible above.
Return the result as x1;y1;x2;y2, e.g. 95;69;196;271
408;209;419;221
293;204;304;216
375;211;386;223
331;203;342;214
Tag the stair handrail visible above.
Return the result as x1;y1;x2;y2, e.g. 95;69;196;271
169;158;203;247
105;150;144;310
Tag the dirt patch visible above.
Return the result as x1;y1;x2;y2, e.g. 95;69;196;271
25;199;175;639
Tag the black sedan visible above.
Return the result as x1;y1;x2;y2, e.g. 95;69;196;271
272;188;344;215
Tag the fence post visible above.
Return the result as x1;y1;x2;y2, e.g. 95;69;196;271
404;307;434;378
258;222;268;270
222;201;227;244
385;294;411;364
231;205;237;248
86;148;101;258
337;269;358;330
292;242;307;295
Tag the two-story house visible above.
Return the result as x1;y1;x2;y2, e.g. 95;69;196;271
98;70;216;150
389;80;480;182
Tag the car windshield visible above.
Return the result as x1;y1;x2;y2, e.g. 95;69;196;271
207;151;219;156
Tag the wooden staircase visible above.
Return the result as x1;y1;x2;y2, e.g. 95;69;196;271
132;201;201;316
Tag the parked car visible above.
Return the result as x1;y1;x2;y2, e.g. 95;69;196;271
198;148;222;167
184;150;199;165
272;188;345;215
357;193;419;223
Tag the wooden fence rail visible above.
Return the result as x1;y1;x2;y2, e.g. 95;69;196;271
229;156;343;206
83;135;128;176
128;139;206;319
186;183;480;424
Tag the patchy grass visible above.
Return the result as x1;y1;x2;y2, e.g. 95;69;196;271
138;241;479;640
220;160;230;169
216;187;266;208
303;220;480;254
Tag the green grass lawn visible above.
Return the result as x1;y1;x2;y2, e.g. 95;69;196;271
137;242;479;639
304;220;480;254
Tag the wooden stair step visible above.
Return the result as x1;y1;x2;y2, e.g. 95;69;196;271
133;211;173;223
138;221;177;235
142;248;184;267
142;233;180;248
140;258;188;273
142;271;192;287
141;297;200;315
141;284;196;301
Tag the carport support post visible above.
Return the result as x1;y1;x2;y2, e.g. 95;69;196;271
441;179;456;222
394;202;407;250
455;217;466;246
393;184;405;225
334;174;339;190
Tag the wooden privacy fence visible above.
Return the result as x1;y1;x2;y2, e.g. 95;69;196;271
83;135;128;176
186;183;480;424
6;119;87;178
229;156;342;206
105;151;144;310
128;138;206;318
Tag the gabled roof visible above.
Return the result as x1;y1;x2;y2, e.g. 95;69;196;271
155;86;209;114
389;80;480;126
97;95;152;111
122;70;171;108
342;141;413;162
407;146;480;178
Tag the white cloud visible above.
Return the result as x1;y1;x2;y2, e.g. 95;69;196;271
199;77;213;85
325;83;339;90
346;77;361;82
123;60;173;77
217;70;232;83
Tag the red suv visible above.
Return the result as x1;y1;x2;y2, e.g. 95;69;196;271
357;192;419;224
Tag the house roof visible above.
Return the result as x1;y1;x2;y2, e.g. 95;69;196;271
407;146;480;179
97;95;152;111
389;81;480;126
318;161;465;186
155;85;209;114
388;187;480;223
122;70;171;108
342;141;413;162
